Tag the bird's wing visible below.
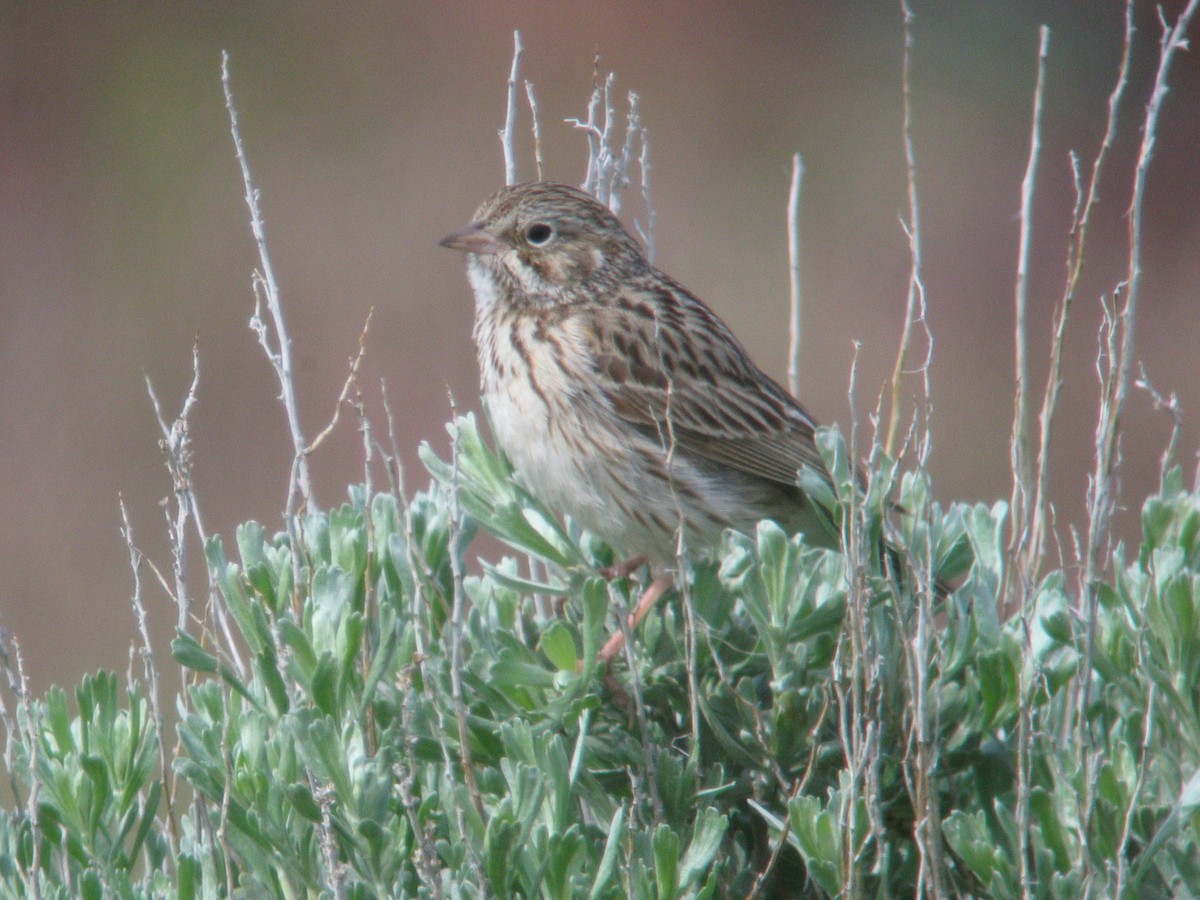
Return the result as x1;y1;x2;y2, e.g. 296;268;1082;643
587;284;832;490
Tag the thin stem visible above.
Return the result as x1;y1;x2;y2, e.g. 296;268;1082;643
787;153;804;398
221;52;311;512
1081;0;1199;730
119;498;179;856
447;396;486;823
1009;26;1050;576
1029;0;1134;585
1076;12;1199;884
637;116;657;262
1135;364;1183;486
884;0;928;459
305;308;374;455
500;31;523;186
145;345;244;683
524;80;544;181
1007;29;1051;900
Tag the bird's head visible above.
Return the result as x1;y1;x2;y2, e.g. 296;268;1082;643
439;182;644;308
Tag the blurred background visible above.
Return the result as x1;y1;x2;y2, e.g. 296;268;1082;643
1;2;1197;694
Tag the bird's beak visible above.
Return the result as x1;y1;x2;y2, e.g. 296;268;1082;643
438;222;503;255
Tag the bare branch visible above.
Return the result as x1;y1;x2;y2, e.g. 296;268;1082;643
884;0;931;459
1028;0;1135;589
378;378;408;503
1003;33;1052;891
636;115;657;262
119;497;179;854
596;73;616;203
609;90;639;216
569;67;615;201
1081;0;1199;736
305;308;374;455
1009;25;1050;570
786;153;804;398
445;392;486;828
524;80;544;181
222;51;312;510
500;30;523;186
144;344;201;633
145;344;245;679
1134;363;1183;485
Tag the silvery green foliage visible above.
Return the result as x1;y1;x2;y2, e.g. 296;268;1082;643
0;416;1197;895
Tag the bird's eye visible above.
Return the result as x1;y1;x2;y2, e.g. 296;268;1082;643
525;223;553;245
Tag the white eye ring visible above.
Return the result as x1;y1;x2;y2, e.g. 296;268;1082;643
525;223;553;245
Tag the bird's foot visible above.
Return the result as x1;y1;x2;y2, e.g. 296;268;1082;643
599;554;649;581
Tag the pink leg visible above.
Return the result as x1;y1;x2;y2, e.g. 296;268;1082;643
598;573;674;663
600;554;648;581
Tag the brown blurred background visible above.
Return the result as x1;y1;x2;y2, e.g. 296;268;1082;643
1;3;1197;694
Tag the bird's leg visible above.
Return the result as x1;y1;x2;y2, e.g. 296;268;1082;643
598;572;674;663
599;554;648;581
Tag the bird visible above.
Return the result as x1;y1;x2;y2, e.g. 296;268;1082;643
440;181;848;658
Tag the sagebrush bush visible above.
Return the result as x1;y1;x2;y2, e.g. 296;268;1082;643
1;414;1198;896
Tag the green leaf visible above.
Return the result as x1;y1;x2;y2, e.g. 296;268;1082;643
589;805;627;900
277;618;318;675
788;794;842;897
254;646;289;715
80;871;102;900
237;521;279;611
482;561;572;597
679;808;728;891
171;631;218;674
484;812;519;894
1029;788;1071;874
177;853;197;900
310;652;339;718
286;783;323;823
130;779;162;862
580;576;609;673
652;823;680;900
541;621;578;672
943;809;1013;890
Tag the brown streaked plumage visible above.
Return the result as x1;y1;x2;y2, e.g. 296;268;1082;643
440;181;840;569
